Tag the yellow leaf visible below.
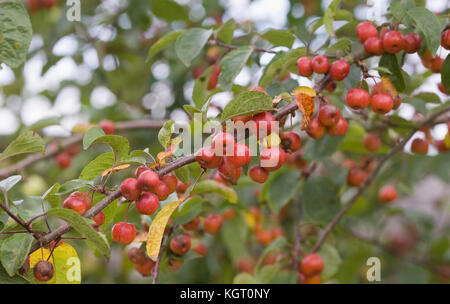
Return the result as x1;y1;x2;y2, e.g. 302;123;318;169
146;200;181;261
242;211;256;229
133;232;148;243
29;243;81;284
260;132;281;148
101;164;130;177
71;123;96;133
292;87;316;130
291;86;316;98
444;133;450;148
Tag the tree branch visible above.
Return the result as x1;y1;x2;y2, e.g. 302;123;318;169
311;106;450;253
0;120;165;179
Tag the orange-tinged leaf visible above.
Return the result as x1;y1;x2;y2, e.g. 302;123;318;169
146;200;181;261
133;232;148;243
292;86;316;129
381;76;398;98
101;164;130;177
71;123;96;133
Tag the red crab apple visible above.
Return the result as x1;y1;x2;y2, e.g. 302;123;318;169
364;37;384;55
379;185;398;203
111;222;136;244
170;235;191;255
33;261;54;282
363;133;382;152
347;168;368;187
195;146;223;169
307;117;326;139
356;21;378;43
98;120;115;134
297;57;313;77
300;254;324;277
137;170;159;192
346;88;371;110
249;166;269;183
259;147;285;171
329;60;350;81
203;214;223;235
370;94;393;114
403;33;422;54
120;177;141;201
382;30;404;53
312;56;330;74
224;142;252;168
280;132;301;152
327;117;348;136
318;104;341;127
93;211;105;226
135;192;159;215
411;138;428;154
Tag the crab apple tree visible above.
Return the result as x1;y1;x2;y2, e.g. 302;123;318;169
0;0;449;286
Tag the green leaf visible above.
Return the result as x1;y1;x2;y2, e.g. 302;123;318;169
158;120;175;148
442;54;450;92
261;29;294;48
302;176;340;224
323;0;341;37
79;152;115;181
191;180;238;203
412;92;441;103
219;46;253;91
183;105;202;117
221;91;273;122
260;168;300;213
0;265;27;284
174;165;190;184
217;19;235;44
325;38;351;55
318;244;342;280
56;179;93;195
175;28;213;67
41;183;61;208
259;47;306;89
0;233;33;276
0;0;32;68
0;131;45;161
406;7;442;54
339;122;389;154
0;175;21;192
233;272;259;284
84;132;130;161
146;30;184;62
222;214;248;263
304;135;344;161
149;0;188;21
403;97;427;114
23;117;61;132
379;53;405;92
82;126;105;149
47;208;110;258
192;65;214;109
172;196;206;225
372;67;392;75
